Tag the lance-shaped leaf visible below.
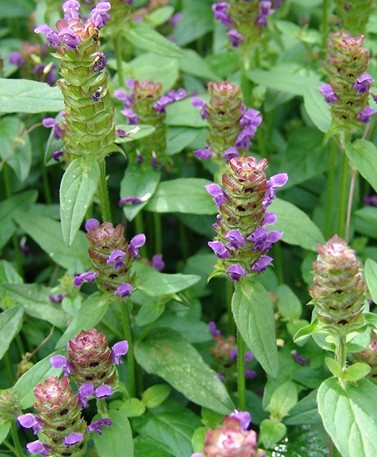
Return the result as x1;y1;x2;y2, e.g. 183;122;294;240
345;139;377;193
0;306;23;360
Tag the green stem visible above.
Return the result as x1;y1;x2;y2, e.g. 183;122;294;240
15;334;25;359
336;332;347;371
135;212;147;258
322;0;329;49
338;151;349;239
345;167;357;243
237;329;246;411
226;280;235;336
325;141;337;238
11;423;24;457
98;160;112;223
120;300;136;397
39;128;52;204
153;212;162;254
114;35;125;87
240;58;252;106
96;398;108;417
3;439;19;456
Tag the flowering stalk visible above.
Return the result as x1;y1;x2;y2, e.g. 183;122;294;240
192;81;262;162
334;1;377;35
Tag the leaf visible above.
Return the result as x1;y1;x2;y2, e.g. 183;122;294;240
13;212;90;272
0;116;32;181
318;377;377;457
56;292;110;348
355;207;377;239
267;381;298;420
0;190;37;249
270;198;325;251
345;139;377;193
0;79;63;114
260;419;287;449
343;363;371;382
166;98;208;127
136;301;165;327
93;410;134;457
285;390;322;425
232;279;279;377
166;127;201;155
277;284;302;321
119;398;146;417
0;306;23;360
303;85;331;133
142;384;172;409
60;158;100;246
178;49;220;81
365;258;377;304
173;0;213;46
135;328;235;414
325;357;343;378
145;178;215;214
120;164;161;221
115;124;156;144
134;435;172;457
126;22;183;58
145;6;174;27
0;422;10;445
0;260;23;285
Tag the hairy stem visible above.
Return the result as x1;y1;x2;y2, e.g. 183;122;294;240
120;300;136;397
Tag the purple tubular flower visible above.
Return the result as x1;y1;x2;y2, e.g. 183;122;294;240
121;108;139;124
50;355;71;375
26;440;50;456
319;84;338;104
95;384;113;398
64;432;83;447
34;24;60;48
291;350;310;365
63;0;81;20
251;255;273;273
151;253;165;270
225;230;246;250
18;414;42;434
48;293;65;303
205;183;227;206
88;418;112;435
263;212;277;225
73;271;98;286
93;51;106;72
42;117;56;128
111;340;129;364
52;150;64;161
245;369;257;378
153;95;172;114
226;264;247;281
247;227;282;252
106;249;126;270
208;321;221;337
212;2;233;26
85;218;100;231
129;234;146;258
208;240;231;259
230;348;238;360
217;373;226;382
229;410;251;430
244;351;254;362
58;27;81;50
78;382;94;407
364;195;377;207
239;109;262;136
91;2;111;29
9;51;25;67
114;283;133;299
191;96;208;119
194;146;214;159
353;73;374;94
269;173;288;188
222;147;239;160
114;90;134;108
119;196;143;206
227;29;244;47
234;128;254;149
357;106;377;123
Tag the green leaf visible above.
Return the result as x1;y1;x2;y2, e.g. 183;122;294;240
0;116;31;181
0;422;10;445
293;318;319;343
136;301;165;327
277;284;302;321
93;410;134;457
318;377;377;457
134;435;172;457
126;22;183;58
115;124;156;144
13;213;90;272
285;390;322;425
56;292;110;348
60;158;100;246
135;328;234;414
0;190;37;249
167;127;201;155
303;85;331;133
325;357;343;378
267;381;298;420
142;384;172;409
13;352;63;408
120;164;161;221
355;207;377;239
346;140;377;193
179;49;220;81
166;98;208;127
270;198;325;251
0;306;23;360
119;398;146;417
173;0;213;46
343;363;371;382
231;279;279;377
145;6;174;27
0;260;23;285
0;79;63;114
365;258;377;304
260;419;287;449
145;178;215;214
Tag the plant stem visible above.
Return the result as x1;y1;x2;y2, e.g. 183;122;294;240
3;439;18;456
153;212;162;254
345;167;357;243
11;423;24;457
39;128;52;204
226;280;235;336
98;160;112;223
114;35;125;87
237;329;246;411
120;300;136;397
240;56;252;106
322;0;329;49
336;332;347;371
135;212;148;258
338;151;349;239
325;141;337;238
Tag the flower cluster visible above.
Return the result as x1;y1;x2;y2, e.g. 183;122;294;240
115;79;186;167
34;0;119;162
309;235;366;328
319;32;376;136
73;218;146;299
209;322;256;382
192;410;265;457
212;1;280;49
334;0;374;35
18;329;127;456
206;155;287;281
192;81;262;161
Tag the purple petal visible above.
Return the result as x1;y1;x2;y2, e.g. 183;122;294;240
78;382;94;407
85;218;100;231
114;283;133;299
191;96;206;109
73;271;98;286
63;432;83;447
319;84;338;104
205;183;227;207
42;117;56;128
151;253;165;270
50;355;69;372
291;350;310;366
17;414;42;434
357;106;377;123
230;348;238;360
95;384;113;398
208;321;221;337
263;212;277;225
251;255;273;273
194;146;214;160
88;418;112;435
244;351;254;362
229;410;251;430
227;29;244;47
222;147;239;160
26;440;50;456
106;249;126;270
129;234;146;258
353;73;373;94
269;173;288;188
226;264;247;281
119;196;143;206
111;340;129;364
208;241;231;259
225;230;245;250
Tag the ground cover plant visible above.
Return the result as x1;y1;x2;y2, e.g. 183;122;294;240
2;0;377;456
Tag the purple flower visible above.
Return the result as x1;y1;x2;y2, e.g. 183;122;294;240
230;348;238;360
73;271;98;286
78;382;94;407
226;264;247;281
263;173;288;208
17;414;42;434
239;109;262;131
154;95;172;114
34;24;60;48
151;151;162;169
85;218;100;231
52;150;64;161
245;369;257;378
119;196;143;206
208;241;231;259
42;117;63;139
63;0;81;20
121;108;139;124
91;2;111;29
225;230;246;251
129;234;146;258
291;350;310;366
319;84;338;104
194;146;214;159
9;51;25;67
364;195;377;207
209;321;221;337
191;96;208;119
205;183;227;206
26;440;50;456
227;29;244;47
50;355;72;375
88;418;112;435
95;384;113;398
235;127;254;149
58;27;81;50
212;2;233;26
263;212;277;225
48;293;66;303
247;227;282;252
357;106;377;123
245;351;254;362
217;373;226;382
251;255;273;273
111;340;129;364
229;410;251;430
353;73;374;94
114;90;134;108
222;147;239;160
64;432;83;447
151;253;165;270
106;250;126;270
93;51;106;72
114;283;133;299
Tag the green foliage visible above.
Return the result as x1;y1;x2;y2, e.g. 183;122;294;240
0;306;23;360
93;411;134;457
